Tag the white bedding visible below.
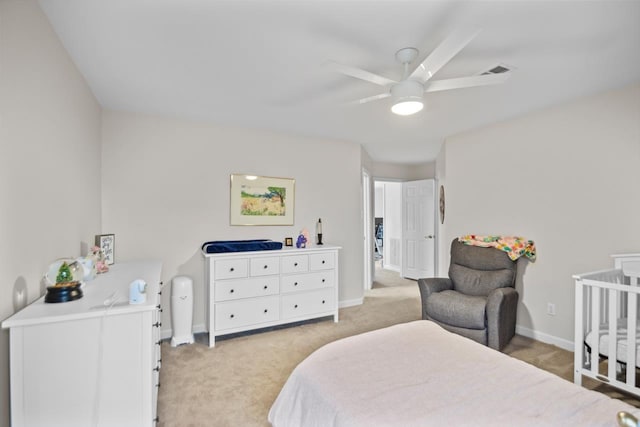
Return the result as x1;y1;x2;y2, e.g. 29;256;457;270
269;321;640;427
585;318;640;367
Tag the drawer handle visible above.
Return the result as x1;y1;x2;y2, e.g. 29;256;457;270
322;300;326;304
263;265;268;269
322;260;326;264
230;289;235;293
153;366;160;372
154;416;160;423
263;285;268;289
294;282;298;286
294;262;298;267
264;309;268;313
294;304;298;309
230;314;235;319
156;382;161;388
153;322;162;327
230;267;235;272
322;279;326;283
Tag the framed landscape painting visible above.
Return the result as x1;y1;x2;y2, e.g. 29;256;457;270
230;174;295;225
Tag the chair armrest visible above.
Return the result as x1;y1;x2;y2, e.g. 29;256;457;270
486;287;519;351
417;278;453;320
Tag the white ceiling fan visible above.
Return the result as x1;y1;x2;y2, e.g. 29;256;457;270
328;29;511;116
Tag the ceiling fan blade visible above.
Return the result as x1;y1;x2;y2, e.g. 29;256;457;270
424;72;510;93
326;61;397;87
349;93;391;105
409;29;481;83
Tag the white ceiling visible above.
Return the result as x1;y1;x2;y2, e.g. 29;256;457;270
38;0;640;164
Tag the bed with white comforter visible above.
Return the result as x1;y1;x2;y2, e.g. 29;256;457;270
269;321;640;427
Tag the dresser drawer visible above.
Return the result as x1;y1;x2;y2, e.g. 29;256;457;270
281;271;334;293
281;255;308;274
214;259;248;280
215;296;280;331
250;256;280;276
281;288;335;319
310;252;335;270
215;276;279;302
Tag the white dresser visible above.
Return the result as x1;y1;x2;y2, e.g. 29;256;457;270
203;245;340;347
2;260;163;427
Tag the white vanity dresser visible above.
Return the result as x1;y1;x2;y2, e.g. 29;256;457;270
2;260;163;427
203;245;340;347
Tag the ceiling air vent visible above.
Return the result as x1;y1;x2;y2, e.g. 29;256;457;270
481;64;511;75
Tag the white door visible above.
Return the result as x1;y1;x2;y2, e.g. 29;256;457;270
401;179;435;279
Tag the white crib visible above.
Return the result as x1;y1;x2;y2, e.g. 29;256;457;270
574;253;640;397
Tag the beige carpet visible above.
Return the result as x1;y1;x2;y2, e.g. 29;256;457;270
157;269;639;426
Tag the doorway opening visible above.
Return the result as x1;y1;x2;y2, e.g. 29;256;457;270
374;180;402;275
368;178;437;283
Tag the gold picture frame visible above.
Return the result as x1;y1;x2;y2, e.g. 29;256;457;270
230;174;295;226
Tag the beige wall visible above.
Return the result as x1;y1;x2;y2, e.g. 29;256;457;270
437;83;640;347
101;111;365;335
0;0;102;424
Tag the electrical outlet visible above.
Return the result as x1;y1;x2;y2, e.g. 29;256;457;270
547;303;556;316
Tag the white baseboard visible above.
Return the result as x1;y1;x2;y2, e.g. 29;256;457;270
516;325;574;352
339;298;363;308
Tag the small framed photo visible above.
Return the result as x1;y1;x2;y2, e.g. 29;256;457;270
95;234;115;265
284;237;293;247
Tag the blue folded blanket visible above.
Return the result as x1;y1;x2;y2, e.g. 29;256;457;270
202;239;283;254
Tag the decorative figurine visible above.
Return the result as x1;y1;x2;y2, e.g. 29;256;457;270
56;262;73;284
302;228;311;247
296;233;307;248
76;256;97;281
89;245;109;273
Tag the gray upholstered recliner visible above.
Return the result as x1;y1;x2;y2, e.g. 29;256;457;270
418;239;518;351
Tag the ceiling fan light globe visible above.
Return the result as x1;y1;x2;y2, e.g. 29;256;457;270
391;100;424;116
390;80;424;116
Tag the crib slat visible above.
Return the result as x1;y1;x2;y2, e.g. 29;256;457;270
591;287;601;377
608;288;618;381
626;303;637;386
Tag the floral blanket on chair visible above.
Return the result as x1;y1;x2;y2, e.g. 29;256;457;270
459;235;536;261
